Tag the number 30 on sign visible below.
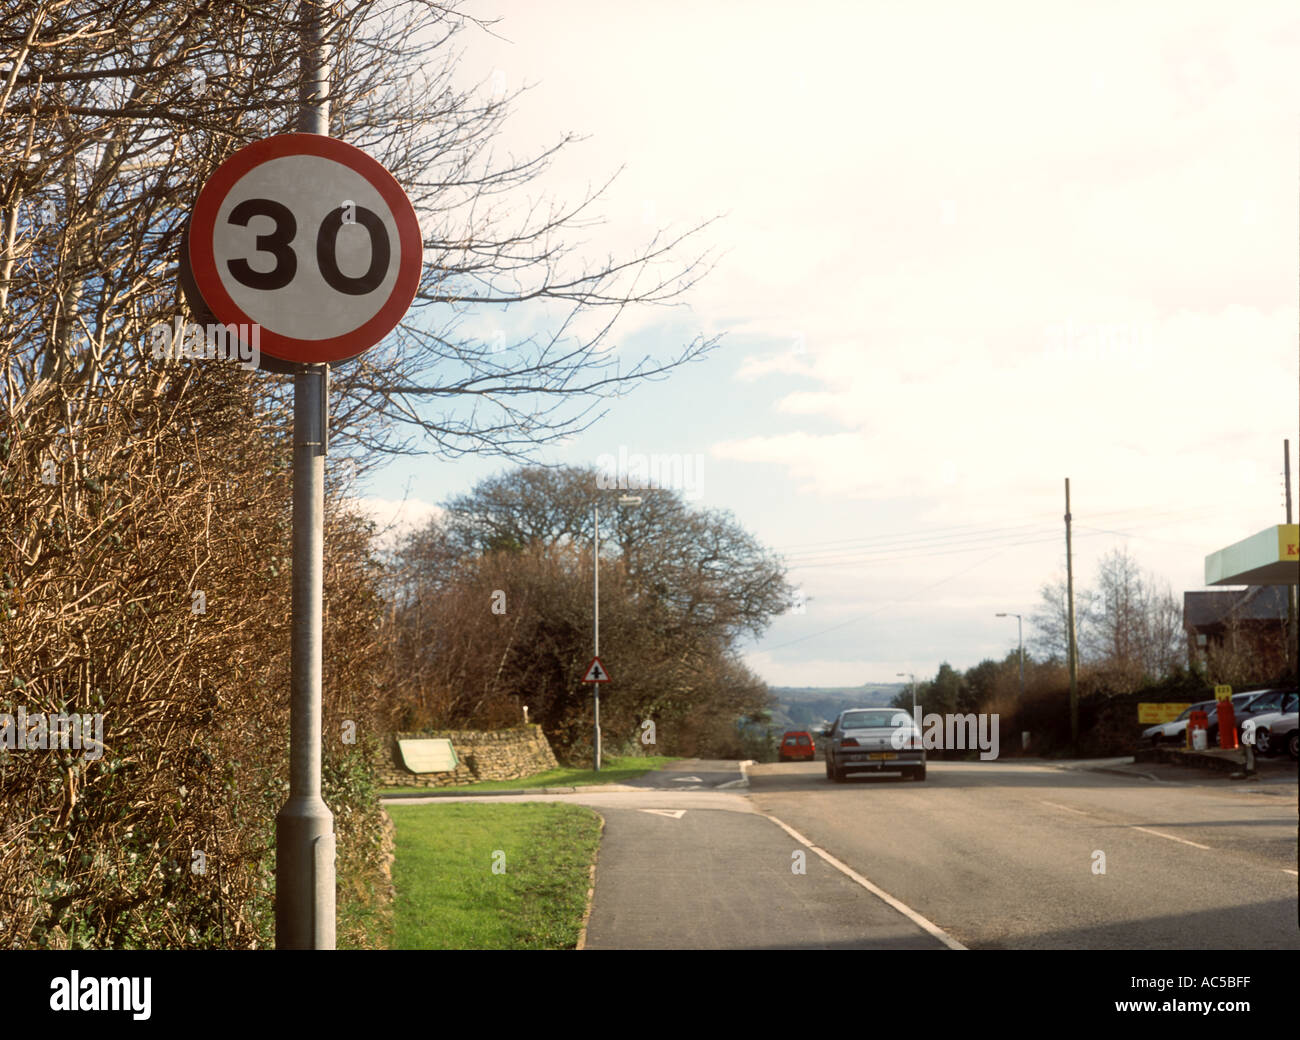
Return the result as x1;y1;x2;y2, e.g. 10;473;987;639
188;134;422;365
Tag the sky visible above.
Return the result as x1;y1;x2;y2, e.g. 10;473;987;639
354;0;1300;687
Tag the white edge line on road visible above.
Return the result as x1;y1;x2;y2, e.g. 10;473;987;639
755;810;967;951
1130;825;1212;850
1040;800;1093;816
575;809;605;951
1282;869;1298;876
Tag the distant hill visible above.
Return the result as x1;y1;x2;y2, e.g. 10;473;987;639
767;684;906;732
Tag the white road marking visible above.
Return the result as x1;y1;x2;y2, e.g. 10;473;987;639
672;776;703;783
1040;800;1093;816
756;810;967;951
1130;825;1211;850
640;809;686;819
1282;869;1298;877
1042;801;1214;850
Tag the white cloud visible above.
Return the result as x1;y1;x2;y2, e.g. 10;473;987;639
347;497;443;549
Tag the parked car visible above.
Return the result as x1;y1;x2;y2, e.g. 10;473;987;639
1206;689;1299;746
824;708;925;782
1248;707;1299;760
1142;700;1216;747
778;730;815;762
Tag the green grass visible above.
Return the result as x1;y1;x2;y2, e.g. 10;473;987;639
387;802;602;949
378;754;678;796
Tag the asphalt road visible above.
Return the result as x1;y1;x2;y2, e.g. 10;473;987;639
580;806;948;949
749;759;1299;949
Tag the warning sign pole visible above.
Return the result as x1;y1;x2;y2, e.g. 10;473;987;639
275;3;336;950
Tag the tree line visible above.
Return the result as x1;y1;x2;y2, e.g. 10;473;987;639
890;547;1295;756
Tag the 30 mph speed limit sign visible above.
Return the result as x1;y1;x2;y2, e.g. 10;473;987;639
188;134;421;365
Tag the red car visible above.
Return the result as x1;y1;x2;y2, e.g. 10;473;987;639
778;731;816;762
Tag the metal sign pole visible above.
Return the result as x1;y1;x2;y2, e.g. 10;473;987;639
593;502;601;772
275;0;336;950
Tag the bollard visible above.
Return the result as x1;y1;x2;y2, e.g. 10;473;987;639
1216;698;1237;749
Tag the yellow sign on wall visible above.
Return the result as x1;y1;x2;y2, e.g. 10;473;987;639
1138;703;1191;724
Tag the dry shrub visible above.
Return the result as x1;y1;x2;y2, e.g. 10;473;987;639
1;362;391;948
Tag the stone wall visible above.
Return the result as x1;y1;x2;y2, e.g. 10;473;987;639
375;725;560;788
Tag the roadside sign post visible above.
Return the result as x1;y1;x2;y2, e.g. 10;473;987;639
587;495;639;771
185;5;420;949
593;501;600;772
582;655;611;773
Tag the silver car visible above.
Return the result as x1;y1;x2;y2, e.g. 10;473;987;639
824;708;925;782
1247;708;1299;759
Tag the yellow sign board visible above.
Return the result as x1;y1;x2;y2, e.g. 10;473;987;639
1138;703;1190;724
1280;524;1299;561
1214;684;1232;701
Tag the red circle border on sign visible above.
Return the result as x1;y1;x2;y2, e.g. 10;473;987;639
189;133;422;365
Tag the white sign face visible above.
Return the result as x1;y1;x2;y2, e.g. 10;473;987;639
189;134;422;365
397;739;459;774
209;155;401;341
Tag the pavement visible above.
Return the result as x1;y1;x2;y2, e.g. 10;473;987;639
1040;752;1298;787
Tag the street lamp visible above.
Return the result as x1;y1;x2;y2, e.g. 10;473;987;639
896;672;916;718
995;612;1024;704
593;494;641;771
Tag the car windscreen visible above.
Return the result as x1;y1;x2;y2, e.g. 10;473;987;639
841;710;913;729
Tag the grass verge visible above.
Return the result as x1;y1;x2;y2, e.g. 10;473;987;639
378;754;678;796
387;802;602;949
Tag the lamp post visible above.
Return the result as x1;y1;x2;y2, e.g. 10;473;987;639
593;494;641;771
995;612;1024;703
896;672;916;718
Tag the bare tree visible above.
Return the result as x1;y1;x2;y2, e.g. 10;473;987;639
1031;548;1184;685
1029;576;1095;665
2;1;720;467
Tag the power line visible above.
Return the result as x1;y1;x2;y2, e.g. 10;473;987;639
784;516;1210;571
773;503;1232;561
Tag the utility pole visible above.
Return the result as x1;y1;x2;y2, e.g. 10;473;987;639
275;1;335;950
1286;439;1296;676
1065;478;1079;751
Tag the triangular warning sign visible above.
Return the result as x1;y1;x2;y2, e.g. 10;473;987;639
582;656;611;683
